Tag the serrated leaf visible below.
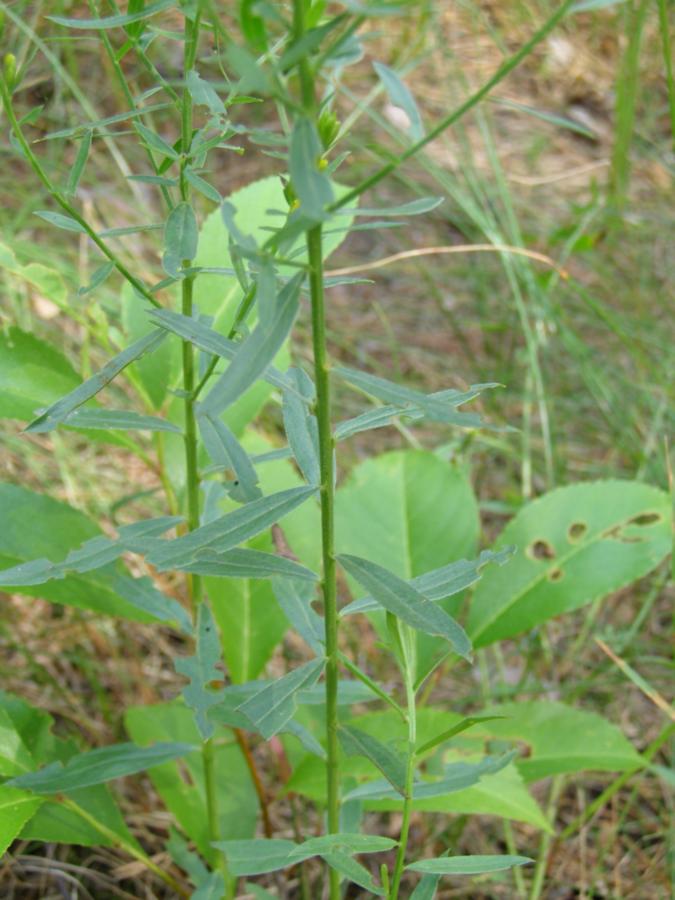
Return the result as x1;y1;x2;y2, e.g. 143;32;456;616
468;481;671;647
342;548;513;617
339;726;407;794
146;486;316;570
8;742;193;794
289;118;333;222
49;0;176;30
283;367;320;485
272;577;324;654
175;603;222;740
63;409;181;432
406;855;532;875
374;61;424;141
238;658;325;738
202;273;303;416
176;547;316;581
26;330;166;433
0;786;43;856
338;554;472;659
65;130;92;196
34;210;86;233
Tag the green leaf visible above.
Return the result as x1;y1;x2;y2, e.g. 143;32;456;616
135;121;180;160
289;118;333;222
338;554;472;659
34;210;86;233
146;485;316;570
0;328;80;421
322;851;385;895
415;716;506;758
8;742;194;794
175;603;222;740
185;168;222;203
0;786;43;855
273;577;324;654
240;0;268;52
410;871;441;900
215;838;298;875
79;260;115;295
49;0;176;30
570;0;627;11
26;330;166;433
283;367;320;485
287;833;397;860
373;61;424;141
125;701;257;864
178;547;316;581
192;873;226;900
479;701;644;781
63;408;181;432
65;130;92;196
186;69;226;115
339;725;407;794
238;658;325;738
346;197;443;217
407;855;532;876
468;480;671;646
164;202;199;275
0;484;184;623
345;752;514;801
198;411;261;502
334;366;484;428
202;273;303;416
342;548;513;617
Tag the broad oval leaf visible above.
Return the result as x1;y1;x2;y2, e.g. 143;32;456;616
468;480;671;647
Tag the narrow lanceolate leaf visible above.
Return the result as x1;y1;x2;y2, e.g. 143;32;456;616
409;871;441;900
283;367;320;485
163;202;199;276
146;486;316;570
79;261;114;296
175;547;317;581
49;0;176;30
289;118;333;222
66;130;92;197
338;555;472;660
273;577;324;654
26;330;165;433
344;197;443;217
8;742;193;794
323;852;385;896
134;122;180;160
341;548;514;617
339;726;407;794
175;603;222;739
34;210;86;233
415;716;506;758
63;409;181;433
111;575;192;634
288;834;397;862
185;168;222;203
197;411;261;502
334;366;484;428
406;856;533;876
255;259;277;330
373;62;424;141
238;658;325;738
215;839;298;876
344;752;514;801
202;273;303;416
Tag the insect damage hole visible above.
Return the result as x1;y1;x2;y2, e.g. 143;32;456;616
628;512;661;526
548;568;564;582
528;539;556;561
568;521;587;542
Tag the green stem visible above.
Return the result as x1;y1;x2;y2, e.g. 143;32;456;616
528;775;564;900
178;10;228;897
389;672;417;900
328;0;577;213
0;74;160;308
60;796;189;897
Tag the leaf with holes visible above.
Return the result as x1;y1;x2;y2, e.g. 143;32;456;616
174;603;222;739
468;480;671;647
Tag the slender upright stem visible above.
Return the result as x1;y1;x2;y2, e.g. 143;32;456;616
292;2;340;897
389;666;417;899
178;10;228;897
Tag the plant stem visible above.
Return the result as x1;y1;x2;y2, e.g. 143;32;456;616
389;672;417;900
178;10;228;897
528;775;564;900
